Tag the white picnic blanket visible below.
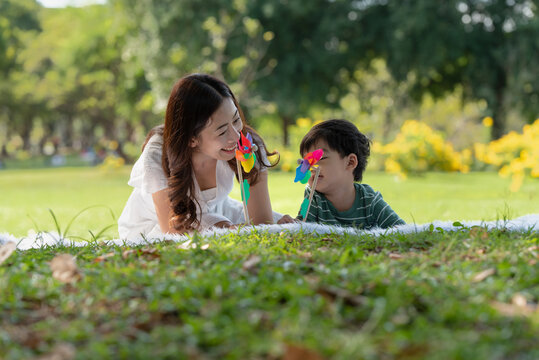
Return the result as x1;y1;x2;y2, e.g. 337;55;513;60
1;214;538;251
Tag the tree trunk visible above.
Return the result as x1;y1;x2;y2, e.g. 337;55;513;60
382;107;393;143
280;114;292;147
491;70;507;140
21;117;33;151
62;115;74;149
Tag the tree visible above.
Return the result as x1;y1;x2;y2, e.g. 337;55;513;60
113;0;371;146
112;0;276;126
247;0;369;145
13;4;150;158
355;0;539;139
0;0;41;157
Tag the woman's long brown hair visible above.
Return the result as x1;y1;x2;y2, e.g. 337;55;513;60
143;74;278;231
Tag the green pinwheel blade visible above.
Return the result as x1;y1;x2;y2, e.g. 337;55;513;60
299;197;309;219
241;179;251;203
300;169;311;184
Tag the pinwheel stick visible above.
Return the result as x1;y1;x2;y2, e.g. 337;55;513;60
304;166;321;222
236;159;250;225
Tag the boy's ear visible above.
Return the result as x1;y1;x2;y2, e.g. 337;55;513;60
346;154;358;171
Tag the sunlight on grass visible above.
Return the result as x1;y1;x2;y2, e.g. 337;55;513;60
1;167;537;237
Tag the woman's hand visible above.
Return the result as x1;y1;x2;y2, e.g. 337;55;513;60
247;171;274;225
277;214;299;224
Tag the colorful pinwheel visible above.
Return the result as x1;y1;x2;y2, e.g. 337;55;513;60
235;131;258;225
294;149;323;220
235;132;258;173
294;149;323;183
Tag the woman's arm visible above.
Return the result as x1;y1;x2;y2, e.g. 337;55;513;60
153;188;234;232
152;188;176;233
247;170;274;225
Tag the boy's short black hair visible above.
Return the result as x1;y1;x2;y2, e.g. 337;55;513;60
300;119;371;182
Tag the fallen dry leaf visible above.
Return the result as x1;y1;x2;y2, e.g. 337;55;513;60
388;252;404;259
297;251;312;259
4;325;41;348
0;242;16;265
316;285;366;306
472;268;496;283
469;226;489;239
490;300;537;317
512;293;528;307
122;247;160;259
177;240;197;250
37;342;76;360
50;254;80;283
283;344;325;360
242;255;261;271
94;252;115;263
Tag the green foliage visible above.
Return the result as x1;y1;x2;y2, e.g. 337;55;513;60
1;228;537;358
0;0;40;75
1;0;539;161
357;0;539;139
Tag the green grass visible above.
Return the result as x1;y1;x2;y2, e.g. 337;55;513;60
1;167;537;238
1;167;538;358
1;227;538;359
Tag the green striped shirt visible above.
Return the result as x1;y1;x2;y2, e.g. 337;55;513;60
297;183;405;229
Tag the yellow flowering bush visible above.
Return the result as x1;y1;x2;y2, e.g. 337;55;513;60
475;119;539;191
377;120;470;178
99;155;125;171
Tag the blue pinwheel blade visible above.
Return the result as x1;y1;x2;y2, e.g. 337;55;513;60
294;164;305;182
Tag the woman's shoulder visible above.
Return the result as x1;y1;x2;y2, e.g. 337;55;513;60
145;133;163;149
142;134;164;167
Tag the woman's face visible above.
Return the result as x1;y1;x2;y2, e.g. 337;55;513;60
192;97;243;161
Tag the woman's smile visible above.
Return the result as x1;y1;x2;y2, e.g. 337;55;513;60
221;145;237;154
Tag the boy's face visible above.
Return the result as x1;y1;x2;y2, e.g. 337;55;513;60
304;139;355;195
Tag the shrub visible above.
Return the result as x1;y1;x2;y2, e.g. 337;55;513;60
475;119;539;191
377;120;470;178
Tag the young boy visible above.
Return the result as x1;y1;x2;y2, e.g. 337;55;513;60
297;119;405;229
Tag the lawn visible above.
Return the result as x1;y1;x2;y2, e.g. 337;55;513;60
1;225;537;359
1;167;538;359
0;167;537;238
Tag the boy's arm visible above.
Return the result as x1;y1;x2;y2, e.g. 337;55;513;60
370;191;405;228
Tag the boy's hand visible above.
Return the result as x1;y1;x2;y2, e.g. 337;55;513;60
213;221;236;229
277;215;299;224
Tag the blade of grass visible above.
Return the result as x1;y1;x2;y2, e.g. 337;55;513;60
91;224;116;242
48;208;62;239
62;205;115;239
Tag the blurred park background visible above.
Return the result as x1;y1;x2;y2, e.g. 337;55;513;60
1;0;538;237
